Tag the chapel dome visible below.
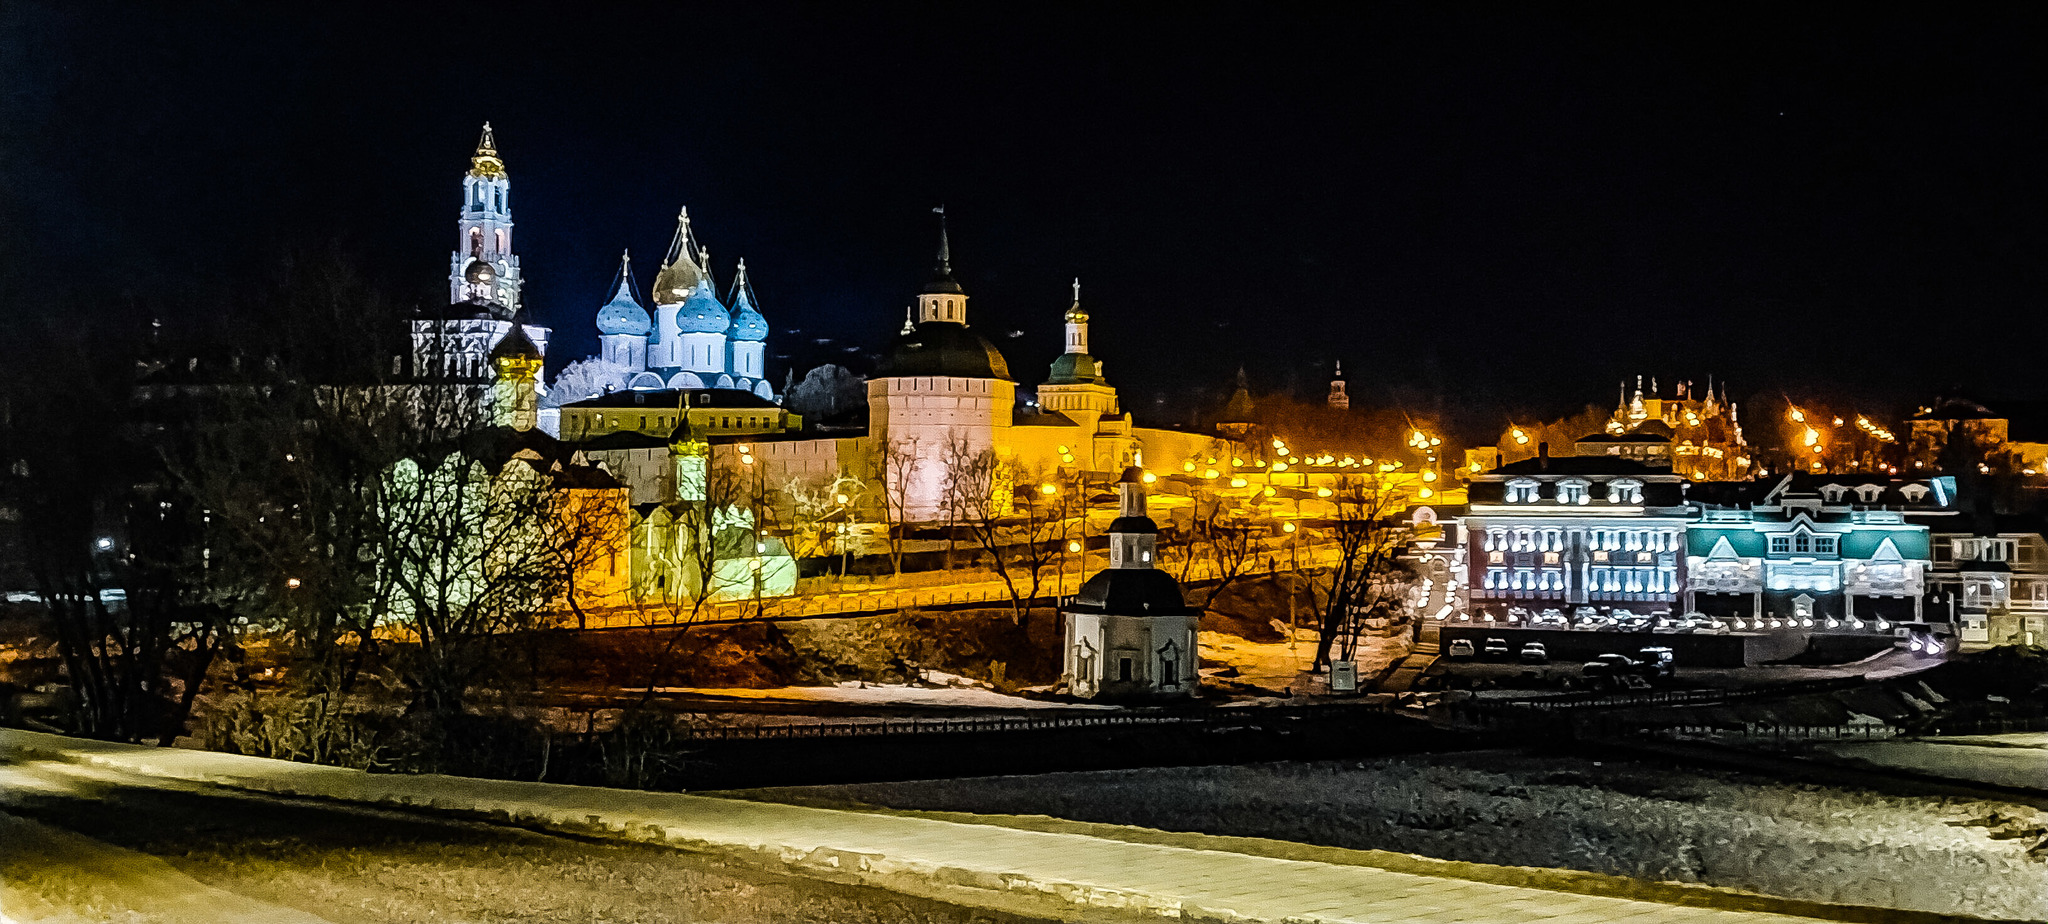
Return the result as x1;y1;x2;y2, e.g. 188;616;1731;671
729;300;769;342
594;261;652;337
1071;568;1187;615
674;281;732;334
726;262;770;342
1047;352;1104;385
652;259;703;305
877;321;1011;380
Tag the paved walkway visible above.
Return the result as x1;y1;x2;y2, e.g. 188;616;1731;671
0;806;334;924
0;729;1837;923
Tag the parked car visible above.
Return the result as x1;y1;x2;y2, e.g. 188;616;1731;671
1506;606;1532;624
1636;646;1676;678
1573;613;1616;631
1650;615;1689;634
1447;639;1477;659
1688;617;1731;635
1482;637;1511;660
1614;614;1653;632
1530;610;1570;630
1518;641;1549;664
1581;653;1640;679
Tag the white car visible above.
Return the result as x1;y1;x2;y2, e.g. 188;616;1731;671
1447;639;1477;659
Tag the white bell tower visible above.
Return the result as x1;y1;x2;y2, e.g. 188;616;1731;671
449;123;522;309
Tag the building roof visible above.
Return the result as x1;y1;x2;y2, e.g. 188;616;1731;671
922;214;965;295
1576;432;1671;444
1069;568;1190;616
573;431;675;451
725;260;769;342
1489;455;1664;477
1107;515;1159;535
490;320;542;360
877;320;1011;380
674;280;731;334
1047;351;1105;385
1014;407;1079;427
595;252;653;337
652;208;705;304
1217;367;1256;423
564;387;779;410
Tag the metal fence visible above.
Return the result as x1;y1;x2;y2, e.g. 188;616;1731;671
660;701;1394;742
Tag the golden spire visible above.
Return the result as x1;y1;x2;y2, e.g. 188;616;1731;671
468;121;505;178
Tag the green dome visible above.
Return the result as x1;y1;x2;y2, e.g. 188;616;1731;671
1047;351;1104;385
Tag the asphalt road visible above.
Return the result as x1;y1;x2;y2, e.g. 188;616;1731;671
0;754;1055;924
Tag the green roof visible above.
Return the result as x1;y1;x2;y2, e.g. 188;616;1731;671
1047;352;1104;385
1839;528;1928;560
1687;524;1929;561
1689;528;1767;558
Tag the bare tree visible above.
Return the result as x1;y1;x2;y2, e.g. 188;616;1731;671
782;471;868;584
877;435;922;575
378;444;569;725
1;313;239;745
1159;484;1258;611
1307;472;1413;669
1003;464;1083;623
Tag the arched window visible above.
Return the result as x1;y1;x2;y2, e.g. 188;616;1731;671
1557;478;1591;505
495;229;507;253
1505;478;1540;503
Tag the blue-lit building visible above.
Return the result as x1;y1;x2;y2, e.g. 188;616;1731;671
1684;475;1944;628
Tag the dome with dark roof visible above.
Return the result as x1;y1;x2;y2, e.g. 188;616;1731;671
1070;569;1189;616
877;321;1011;380
674;281;731;334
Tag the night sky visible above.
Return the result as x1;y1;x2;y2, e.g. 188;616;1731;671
3;4;2044;434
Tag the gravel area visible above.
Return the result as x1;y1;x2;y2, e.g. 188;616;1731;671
780;751;2048;919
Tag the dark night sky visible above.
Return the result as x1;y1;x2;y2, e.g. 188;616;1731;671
3;4;2044;434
